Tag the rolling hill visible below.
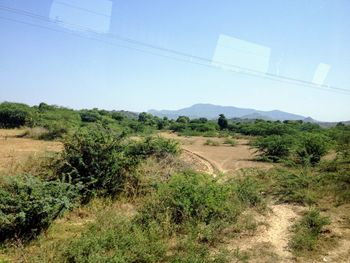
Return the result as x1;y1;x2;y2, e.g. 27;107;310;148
149;103;310;121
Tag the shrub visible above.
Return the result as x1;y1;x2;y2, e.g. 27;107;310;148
63;214;166;263
79;110;102;123
297;134;329;166
17;127;49;140
232;176;263;207
254;135;294;162
290;208;330;253
272;170;317;205
59;125;135;202
0;174;77;242
0;102;35;128
137;172;240;232
126;136;181;159
204;139;220;146
223;138;236;146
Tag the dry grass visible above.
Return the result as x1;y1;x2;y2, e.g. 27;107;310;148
0;129;62;174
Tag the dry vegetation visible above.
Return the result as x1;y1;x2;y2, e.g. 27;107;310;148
0;117;349;263
0;129;61;174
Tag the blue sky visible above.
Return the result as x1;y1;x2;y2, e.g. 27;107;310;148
0;0;349;121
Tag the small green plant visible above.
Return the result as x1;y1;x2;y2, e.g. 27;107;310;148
204;139;220;146
290;208;330;253
223;138;236;146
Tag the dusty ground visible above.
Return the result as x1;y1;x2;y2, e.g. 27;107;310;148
160;132;273;175
224;204;304;263
0;129;62;173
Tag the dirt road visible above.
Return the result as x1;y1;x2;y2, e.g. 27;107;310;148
161;132;272;175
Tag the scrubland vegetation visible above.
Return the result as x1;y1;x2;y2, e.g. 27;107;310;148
0;101;349;262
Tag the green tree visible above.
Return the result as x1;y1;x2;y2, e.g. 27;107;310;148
218;114;228;130
176;116;190;124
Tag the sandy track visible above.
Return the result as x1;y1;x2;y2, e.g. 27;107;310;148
182;149;218;175
161;132;272;175
225;204;303;263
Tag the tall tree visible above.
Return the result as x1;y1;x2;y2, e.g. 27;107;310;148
218;114;228;130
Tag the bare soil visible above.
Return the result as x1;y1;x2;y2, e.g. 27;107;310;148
160;132;273;175
223;204;304;263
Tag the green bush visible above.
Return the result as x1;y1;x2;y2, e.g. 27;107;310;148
138;172;240;231
0;102;35;128
36;104;81;139
272;170;317;205
233;176;263;207
79;110;102;123
0;174;77;242
297;134;329;166
254;135;294;162
63;215;166;263
290;208;330;253
59;125;135;202
126;136;181;159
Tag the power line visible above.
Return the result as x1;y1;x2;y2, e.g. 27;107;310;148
0;5;349;95
54;1;111;18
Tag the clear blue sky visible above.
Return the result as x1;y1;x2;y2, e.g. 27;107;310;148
0;0;349;121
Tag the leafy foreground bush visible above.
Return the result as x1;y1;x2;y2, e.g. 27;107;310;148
290;208;330;254
60;172;246;262
137;171;241;232
63;215;166;263
0;174;77;242
59;125;134;202
59;127;180;202
61;212;230;263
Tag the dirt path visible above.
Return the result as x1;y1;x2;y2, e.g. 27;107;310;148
261;205;301;260
226;204;303;263
161;132;272;175
182;149;218;175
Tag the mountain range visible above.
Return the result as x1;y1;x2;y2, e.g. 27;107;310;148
148;103;312;121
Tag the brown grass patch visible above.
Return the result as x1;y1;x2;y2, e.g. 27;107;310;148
0;129;62;173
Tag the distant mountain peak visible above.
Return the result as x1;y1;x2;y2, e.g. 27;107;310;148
148;103;308;121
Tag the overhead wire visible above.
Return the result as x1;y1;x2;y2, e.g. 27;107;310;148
0;4;349;94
